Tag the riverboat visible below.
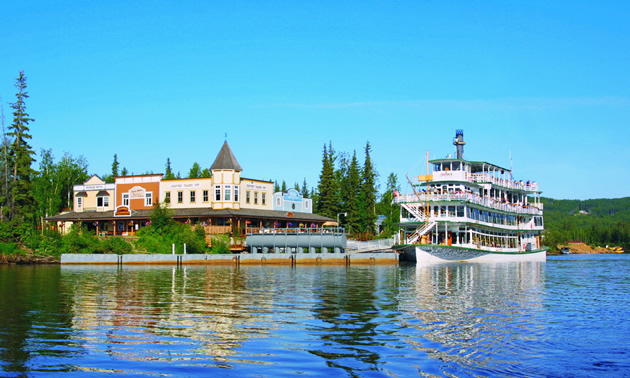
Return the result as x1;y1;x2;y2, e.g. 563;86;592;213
395;130;547;263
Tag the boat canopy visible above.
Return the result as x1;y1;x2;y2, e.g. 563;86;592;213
430;158;511;174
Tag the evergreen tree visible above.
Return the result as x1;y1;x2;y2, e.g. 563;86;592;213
164;158;175;179
188;162;201;178
274;181;280;193
301;178;309;198
111;154;119;178
7;71;36;223
341;151;361;233
121;167;128;176
316;142;338;218
281;180;287;192
294;182;300;191
0;100;8;214
200;168;211;178
376;172;400;237
358;141;378;234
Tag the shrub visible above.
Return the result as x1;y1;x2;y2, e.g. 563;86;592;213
210;234;231;254
61;225;104;254
102;237;133;254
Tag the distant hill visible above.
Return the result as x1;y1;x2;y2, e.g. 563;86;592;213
542;197;630;251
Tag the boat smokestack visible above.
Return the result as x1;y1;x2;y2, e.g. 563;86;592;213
453;130;465;159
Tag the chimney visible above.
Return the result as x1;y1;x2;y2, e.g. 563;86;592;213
453;130;465;159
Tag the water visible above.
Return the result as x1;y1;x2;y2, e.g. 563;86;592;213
0;254;628;377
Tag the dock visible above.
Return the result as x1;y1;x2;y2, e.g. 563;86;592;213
60;251;399;265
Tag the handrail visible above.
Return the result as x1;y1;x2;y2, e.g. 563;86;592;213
246;227;345;236
395;193;543;215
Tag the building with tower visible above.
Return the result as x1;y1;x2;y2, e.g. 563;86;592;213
47;141;331;245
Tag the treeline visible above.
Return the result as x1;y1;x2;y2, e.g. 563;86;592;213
542;197;630;250
312;142;400;238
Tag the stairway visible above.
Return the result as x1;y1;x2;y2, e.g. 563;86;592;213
401;202;427;222
406;220;436;244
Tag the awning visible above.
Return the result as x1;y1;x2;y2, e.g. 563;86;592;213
75;191;88;197
96;190;110;196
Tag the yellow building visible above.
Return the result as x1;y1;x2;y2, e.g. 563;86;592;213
47;141;332;243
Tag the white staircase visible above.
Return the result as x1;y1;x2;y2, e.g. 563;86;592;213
406;220;436;244
401;203;427;222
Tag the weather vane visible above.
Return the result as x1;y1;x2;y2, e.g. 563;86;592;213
225;132;227;140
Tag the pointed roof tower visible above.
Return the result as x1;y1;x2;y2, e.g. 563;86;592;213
211;141;243;172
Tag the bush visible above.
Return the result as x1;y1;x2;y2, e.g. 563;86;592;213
61;225;104;254
0;243;20;255
102;237;133;254
135;204;209;254
210;234;231;254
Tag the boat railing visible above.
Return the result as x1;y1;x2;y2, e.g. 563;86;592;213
471;174;539;192
395;193;542;215
246;226;345;236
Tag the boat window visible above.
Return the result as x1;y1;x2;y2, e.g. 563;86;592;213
457;206;465;217
452;162;460;171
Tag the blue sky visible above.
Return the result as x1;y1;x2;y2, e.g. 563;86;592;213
1;1;628;200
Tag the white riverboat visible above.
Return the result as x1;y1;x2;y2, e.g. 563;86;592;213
395;130;547;263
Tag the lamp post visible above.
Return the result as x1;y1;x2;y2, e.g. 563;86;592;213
337;212;347;231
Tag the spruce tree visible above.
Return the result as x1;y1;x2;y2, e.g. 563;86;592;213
316;142;338;218
281;180;287;192
301;178;309;198
358;141;378;234
111;154;119;177
7;71;36;223
342;151;362;233
377;172;400;237
121;167;128;176
164;158;175;179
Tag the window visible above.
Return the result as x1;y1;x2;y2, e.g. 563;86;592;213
262;193;266;205
97;196;109;208
145;192;153;206
224;185;231;201
177;191;183;204
123;193;129;206
246;191;251;204
77;197;83;208
203;190;209;202
276;197;281;207
254;192;258;205
190;190;196;203
215;185;221;201
165;191;171;204
234;186;239;202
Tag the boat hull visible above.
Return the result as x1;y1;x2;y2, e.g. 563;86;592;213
399;245;547;264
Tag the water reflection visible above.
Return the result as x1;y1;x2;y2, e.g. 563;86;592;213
307;266;400;375
398;261;546;376
61;265;278;366
0;265;79;374
4;258;628;377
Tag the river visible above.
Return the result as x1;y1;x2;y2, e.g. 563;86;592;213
0;254;628;377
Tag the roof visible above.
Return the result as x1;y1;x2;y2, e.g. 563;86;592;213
210;141;243;172
46;208;334;223
429;158;511;173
